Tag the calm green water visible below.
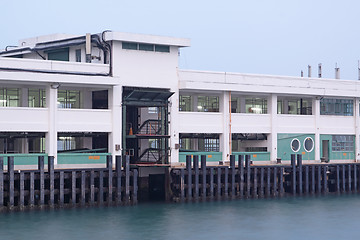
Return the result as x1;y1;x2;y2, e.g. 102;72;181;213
1;195;359;240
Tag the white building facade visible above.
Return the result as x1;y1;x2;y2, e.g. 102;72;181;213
0;31;359;167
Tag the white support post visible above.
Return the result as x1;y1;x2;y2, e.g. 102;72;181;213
169;89;179;163
355;98;360;162
220;91;230;161
313;98;321;161
109;85;122;164
46;85;58;165
21;88;28;107
269;94;278;161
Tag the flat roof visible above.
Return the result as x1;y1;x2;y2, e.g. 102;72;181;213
104;31;191;47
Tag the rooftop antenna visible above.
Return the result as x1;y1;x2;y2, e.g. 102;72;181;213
318;63;322;78
335;63;340;79
301;70;304;77
308;65;312;78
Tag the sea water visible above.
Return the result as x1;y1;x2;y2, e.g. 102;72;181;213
0;195;359;240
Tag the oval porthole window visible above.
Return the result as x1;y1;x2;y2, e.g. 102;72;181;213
304;137;314;152
291;138;300;152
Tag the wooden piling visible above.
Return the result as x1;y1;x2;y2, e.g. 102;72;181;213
48;156;55;206
348;165;351;192
305;165;309;194
186;155;192;201
8;156;14;208
297;154;303;195
133;169;138;204
291;154;296;195
273;167;277;197
336;165;340;194
317;166;321;194
124;155;130;204
230;155;235;199
210;167;214;200
30;172;35;206
107;155;113;204
59;171;64;206
245;155;251;199
260;167;264;198
19;171;24;208
311;165;315;195
201;155;207;201
279;167;284;197
81;171;86;206
323;166;328;194
180;168;185;202
115;156;122;204
217;167;221;200
238;155;244;199
72;171;76;205
354;165;357;192
99;170;104;204
90;170;95;205
224;167;229;199
0;157;3;208
253;168;258;198
266;167;271;198
342;165;346;192
193;155;199;201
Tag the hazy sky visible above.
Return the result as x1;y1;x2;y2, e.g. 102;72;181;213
1;0;360;80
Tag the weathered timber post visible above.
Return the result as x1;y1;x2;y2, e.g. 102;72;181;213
48;156;55;207
186;155;192;201
291;154;296;195
193;155;199;201
201;155;207;201
297;154;303;195
8;156;15;208
107;155;113;204
115;155;122;204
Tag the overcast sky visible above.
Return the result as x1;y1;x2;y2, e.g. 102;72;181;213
1;0;360;80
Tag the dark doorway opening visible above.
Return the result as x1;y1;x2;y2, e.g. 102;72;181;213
148;174;165;201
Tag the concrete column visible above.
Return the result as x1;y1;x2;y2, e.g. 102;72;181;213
269;94;278;161
193;93;198;112
239;96;246;113
21;139;29;153
313;98;321;161
45;85;58;164
109;85;122;163
355;98;360;162
169;88;179;163
82;88;92;109
21;88;28;107
220;91;230;161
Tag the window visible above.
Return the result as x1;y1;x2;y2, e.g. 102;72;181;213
28;89;46;108
47;48;69;61
304;137;314;152
320;99;353;116
245;97;267;114
155;45;170;53
57;137;76;151
291;138;300;152
179;95;192;111
278;98;312;115
122;42;138;50
139;43;154;51
148;107;158;114
122;41;170;53
197;96;219;112
332;135;354;152
179;134;219;152
58;90;81;109
0;88;20;107
75;49;81;62
200;138;220;152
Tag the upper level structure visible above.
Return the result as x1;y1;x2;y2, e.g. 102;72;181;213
0;30;359;168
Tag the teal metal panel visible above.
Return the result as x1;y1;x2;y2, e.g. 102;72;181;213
0;154;48;165
320;134;355;161
277;133;315;161
179;152;222;162
232;152;270;161
57;153;111;164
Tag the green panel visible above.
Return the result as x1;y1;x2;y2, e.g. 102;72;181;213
277;133;315;161
232;152;270;161
0;154;48;165
179;152;222;162
320;135;355;161
57;153;110;164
